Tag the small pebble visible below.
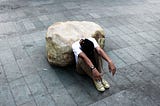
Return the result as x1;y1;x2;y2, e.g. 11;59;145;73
43;68;48;71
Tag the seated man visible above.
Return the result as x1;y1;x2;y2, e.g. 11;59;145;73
72;37;116;92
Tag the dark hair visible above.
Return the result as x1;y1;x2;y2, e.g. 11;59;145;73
80;39;98;69
81;39;94;55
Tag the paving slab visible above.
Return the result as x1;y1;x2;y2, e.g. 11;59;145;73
89;84;158;106
9;77;33;106
0;83;16;106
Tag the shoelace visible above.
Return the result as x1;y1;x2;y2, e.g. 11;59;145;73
95;80;103;86
96;80;101;83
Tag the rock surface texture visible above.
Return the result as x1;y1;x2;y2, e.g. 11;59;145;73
46;21;105;67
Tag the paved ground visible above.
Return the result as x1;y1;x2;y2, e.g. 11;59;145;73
0;0;160;106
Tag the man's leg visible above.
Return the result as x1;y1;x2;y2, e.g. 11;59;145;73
77;56;106;91
76;57;92;78
76;51;110;91
76;50;102;78
94;51;110;89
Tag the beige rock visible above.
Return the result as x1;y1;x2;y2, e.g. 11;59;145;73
46;21;105;67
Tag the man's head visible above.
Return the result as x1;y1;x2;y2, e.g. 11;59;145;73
80;38;98;68
80;39;94;55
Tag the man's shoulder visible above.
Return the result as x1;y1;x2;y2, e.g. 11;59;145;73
87;37;97;43
87;37;95;40
72;40;80;48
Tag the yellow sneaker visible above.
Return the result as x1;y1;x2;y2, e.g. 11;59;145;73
102;79;110;89
93;80;105;92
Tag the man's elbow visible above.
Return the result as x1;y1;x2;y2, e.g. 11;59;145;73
96;47;103;54
78;52;85;59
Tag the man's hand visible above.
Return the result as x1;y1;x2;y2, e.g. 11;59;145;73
108;61;116;76
95;47;116;76
92;68;102;81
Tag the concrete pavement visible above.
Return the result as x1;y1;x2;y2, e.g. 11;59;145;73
0;0;160;106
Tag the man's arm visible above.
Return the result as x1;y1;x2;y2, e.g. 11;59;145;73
96;47;116;76
79;52;93;68
78;52;102;80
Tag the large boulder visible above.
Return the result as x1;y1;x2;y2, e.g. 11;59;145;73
46;21;105;67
